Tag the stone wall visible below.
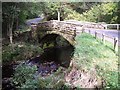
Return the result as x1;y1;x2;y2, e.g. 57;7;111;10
37;20;83;45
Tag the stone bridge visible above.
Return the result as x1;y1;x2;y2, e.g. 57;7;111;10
31;20;83;46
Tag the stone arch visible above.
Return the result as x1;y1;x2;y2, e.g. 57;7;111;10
38;31;75;47
39;34;71;48
38;33;75;68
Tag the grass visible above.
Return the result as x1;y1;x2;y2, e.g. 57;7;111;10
73;33;119;88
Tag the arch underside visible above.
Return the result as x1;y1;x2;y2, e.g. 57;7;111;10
43;31;76;46
38;32;75;67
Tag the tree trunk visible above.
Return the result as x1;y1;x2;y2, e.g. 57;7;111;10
58;10;60;21
7;22;9;37
9;26;13;44
58;2;61;21
9;14;14;45
9;25;13;45
16;17;18;30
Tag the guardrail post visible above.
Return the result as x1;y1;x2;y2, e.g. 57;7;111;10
105;25;107;29
102;33;105;44
74;29;76;37
95;31;97;39
81;26;85;33
117;24;119;30
89;30;90;34
114;37;118;51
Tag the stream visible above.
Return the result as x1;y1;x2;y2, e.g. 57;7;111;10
2;45;74;89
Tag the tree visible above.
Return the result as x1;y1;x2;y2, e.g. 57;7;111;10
42;2;68;21
2;2;18;45
44;2;62;21
117;1;120;24
2;2;45;44
69;2;118;24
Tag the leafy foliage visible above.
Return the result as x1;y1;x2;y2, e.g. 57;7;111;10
2;43;44;64
12;63;69;89
65;2;119;24
38;67;65;89
12;63;39;88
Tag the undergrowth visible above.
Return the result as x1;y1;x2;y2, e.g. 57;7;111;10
2;42;44;64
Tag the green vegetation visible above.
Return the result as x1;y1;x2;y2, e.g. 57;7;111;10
12;64;39;88
65;2;119;24
10;33;119;89
2;2;119;44
82;3;118;23
74;33;119;88
2;2;119;89
12;63;69;89
2;43;44;64
38;67;65;89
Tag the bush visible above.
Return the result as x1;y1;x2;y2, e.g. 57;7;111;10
12;64;68;89
2;43;44;64
38;66;65;89
65;3;118;24
64;8;82;21
12;63;39;88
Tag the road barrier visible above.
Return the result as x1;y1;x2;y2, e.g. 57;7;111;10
82;29;119;52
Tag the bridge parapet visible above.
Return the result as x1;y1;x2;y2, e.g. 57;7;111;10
37;20;79;33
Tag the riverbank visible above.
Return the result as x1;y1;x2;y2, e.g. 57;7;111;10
72;33;119;88
2;33;119;89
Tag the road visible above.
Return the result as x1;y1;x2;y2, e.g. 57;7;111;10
26;17;43;26
65;20;119;38
83;28;120;46
84;28;120;39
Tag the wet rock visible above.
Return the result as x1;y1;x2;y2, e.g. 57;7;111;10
26;60;59;76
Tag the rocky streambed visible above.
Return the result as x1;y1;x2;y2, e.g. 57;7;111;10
2;57;60;90
25;58;60;76
2;46;74;89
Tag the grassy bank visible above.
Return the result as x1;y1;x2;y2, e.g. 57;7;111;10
73;33;119;88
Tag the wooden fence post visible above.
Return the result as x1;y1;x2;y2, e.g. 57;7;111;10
114;37;118;51
105;25;107;29
102;33;105;44
95;31;97;39
82;28;84;33
117;24;119;30
89;30;90;34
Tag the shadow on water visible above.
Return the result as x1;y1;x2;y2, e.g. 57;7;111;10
2;64;17;90
38;33;75;68
39;45;75;68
